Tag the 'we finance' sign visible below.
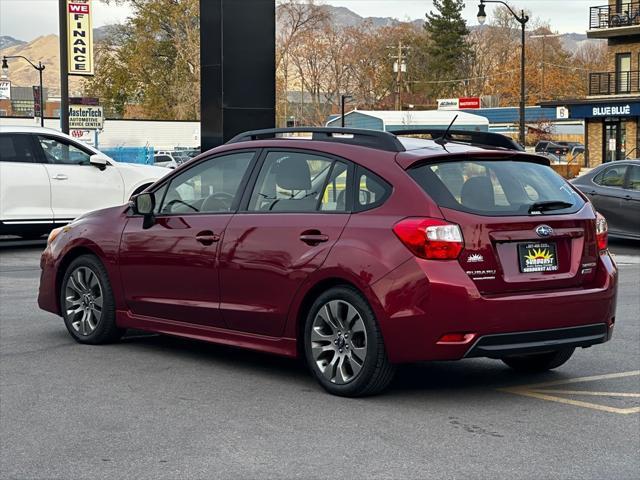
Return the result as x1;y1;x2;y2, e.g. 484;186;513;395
67;0;94;75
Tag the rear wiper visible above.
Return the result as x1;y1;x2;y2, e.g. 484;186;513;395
528;201;573;214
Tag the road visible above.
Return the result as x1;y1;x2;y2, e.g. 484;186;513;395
1;239;638;479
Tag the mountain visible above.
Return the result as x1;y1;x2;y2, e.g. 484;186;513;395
559;32;606;52
322;5;424;29
276;4;425;31
0;35;26;50
0;35;85;97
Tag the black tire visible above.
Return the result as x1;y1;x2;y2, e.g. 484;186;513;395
304;286;395;397
60;254;124;344
502;347;575;373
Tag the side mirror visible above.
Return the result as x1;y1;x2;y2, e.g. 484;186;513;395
132;192;156;229
89;154;109;170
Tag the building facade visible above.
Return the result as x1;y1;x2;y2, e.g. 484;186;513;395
544;1;640;166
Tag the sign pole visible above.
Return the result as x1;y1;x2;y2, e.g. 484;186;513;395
59;0;69;133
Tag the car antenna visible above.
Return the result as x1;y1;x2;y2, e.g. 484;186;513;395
435;114;458;149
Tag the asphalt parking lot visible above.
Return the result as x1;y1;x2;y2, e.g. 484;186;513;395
1;238;639;479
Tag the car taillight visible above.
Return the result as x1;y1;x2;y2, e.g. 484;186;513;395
596;212;608;252
393;218;464;260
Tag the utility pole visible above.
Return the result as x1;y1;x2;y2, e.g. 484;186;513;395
341;95;352;127
390;41;408;111
530;32;563;97
58;0;69;133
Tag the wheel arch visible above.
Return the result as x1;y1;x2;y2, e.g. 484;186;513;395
55;246;103;314
289;272;388;359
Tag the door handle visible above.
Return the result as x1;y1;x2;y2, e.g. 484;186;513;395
623;195;632;200
589;190;598;196
195;230;220;246
52;174;68;180
299;230;329;245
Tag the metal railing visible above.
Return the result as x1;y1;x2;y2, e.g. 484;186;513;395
589;70;640;95
590;2;640;29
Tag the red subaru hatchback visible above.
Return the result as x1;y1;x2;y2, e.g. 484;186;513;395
38;128;617;396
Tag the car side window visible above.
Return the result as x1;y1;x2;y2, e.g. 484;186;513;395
37;136;92;165
0;134;37;163
249;151;333;212
627;165;640;191
158;151;254;215
319;161;349;212
356;167;391;211
594;165;627;188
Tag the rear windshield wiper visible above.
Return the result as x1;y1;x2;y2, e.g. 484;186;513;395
528;201;574;214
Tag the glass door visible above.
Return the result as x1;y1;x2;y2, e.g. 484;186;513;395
604;119;627;162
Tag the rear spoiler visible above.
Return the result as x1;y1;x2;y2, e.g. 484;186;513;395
390;129;525;152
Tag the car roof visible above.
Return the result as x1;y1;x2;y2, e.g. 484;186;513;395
0;124;107;158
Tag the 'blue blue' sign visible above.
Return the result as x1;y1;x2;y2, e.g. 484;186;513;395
569;102;640;119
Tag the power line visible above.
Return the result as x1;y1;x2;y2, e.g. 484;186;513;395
408;68;520;84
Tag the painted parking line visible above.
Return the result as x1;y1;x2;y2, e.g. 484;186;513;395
499;370;640;415
610;254;640;265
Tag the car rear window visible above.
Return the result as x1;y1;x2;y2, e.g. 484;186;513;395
408;159;585;216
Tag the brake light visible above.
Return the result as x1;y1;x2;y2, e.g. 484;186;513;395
393;218;464;260
596;212;608;252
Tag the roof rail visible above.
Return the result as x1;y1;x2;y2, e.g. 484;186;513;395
390;129;524;151
226;127;406;152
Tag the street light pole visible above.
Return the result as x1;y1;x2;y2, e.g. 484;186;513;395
477;0;529;146
2;55;46;127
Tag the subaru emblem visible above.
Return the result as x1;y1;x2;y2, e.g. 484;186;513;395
536;225;553;237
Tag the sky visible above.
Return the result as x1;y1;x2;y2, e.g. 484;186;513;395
0;0;595;42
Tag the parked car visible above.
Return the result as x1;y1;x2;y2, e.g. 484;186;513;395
534;141;570;157
571;160;640;240
38;128;617;397
153;153;178;169
0;126;170;238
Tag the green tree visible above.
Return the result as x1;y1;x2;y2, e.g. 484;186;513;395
423;0;473;98
85;0;200;120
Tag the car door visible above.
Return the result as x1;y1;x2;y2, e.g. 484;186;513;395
0;133;53;226
35;134;125;222
218;149;352;337
588;164;628;234
621;164;640;237
118;150;257;328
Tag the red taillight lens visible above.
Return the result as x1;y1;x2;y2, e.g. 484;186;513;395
596;212;608;251
437;333;475;344
393;218;464;260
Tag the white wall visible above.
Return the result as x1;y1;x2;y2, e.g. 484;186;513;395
0;117;200;149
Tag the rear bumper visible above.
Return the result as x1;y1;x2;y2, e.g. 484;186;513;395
371;252;618;363
464;323;610;359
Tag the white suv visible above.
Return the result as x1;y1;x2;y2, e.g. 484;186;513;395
0;126;170;238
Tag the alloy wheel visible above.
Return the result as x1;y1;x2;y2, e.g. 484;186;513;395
310;299;368;385
64;266;103;336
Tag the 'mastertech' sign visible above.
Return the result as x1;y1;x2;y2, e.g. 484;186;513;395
69;105;103;129
67;0;94;75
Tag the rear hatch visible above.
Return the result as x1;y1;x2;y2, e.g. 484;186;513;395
408;156;599;294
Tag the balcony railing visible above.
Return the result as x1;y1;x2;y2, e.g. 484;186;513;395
590;2;640;29
589;70;640;95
